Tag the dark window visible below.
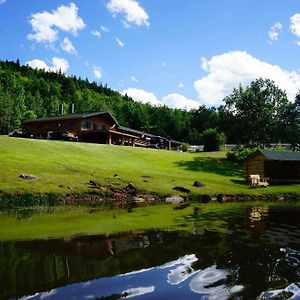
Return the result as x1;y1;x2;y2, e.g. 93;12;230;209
93;123;98;130
82;121;90;129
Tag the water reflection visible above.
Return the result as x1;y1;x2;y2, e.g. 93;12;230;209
1;205;300;299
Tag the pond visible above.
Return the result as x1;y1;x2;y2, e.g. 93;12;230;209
1;204;300;300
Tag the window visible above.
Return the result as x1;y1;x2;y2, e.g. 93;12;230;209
93;123;98;130
82;121;90;129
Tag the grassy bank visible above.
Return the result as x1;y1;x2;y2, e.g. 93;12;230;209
0;136;300;196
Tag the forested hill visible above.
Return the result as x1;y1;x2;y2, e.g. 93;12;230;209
0;60;220;143
0;60;299;146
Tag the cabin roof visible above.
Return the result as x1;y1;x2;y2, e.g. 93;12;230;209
23;111;120;126
247;149;300;162
118;126;156;137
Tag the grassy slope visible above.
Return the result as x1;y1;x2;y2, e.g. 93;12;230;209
0;135;300;195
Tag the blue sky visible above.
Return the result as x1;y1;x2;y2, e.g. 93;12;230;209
1;0;300;109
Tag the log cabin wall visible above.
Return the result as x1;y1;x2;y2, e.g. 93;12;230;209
244;153;265;178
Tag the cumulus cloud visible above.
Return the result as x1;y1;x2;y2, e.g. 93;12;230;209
91;30;101;37
194;51;300;106
115;36;124;47
122;88;161;106
178;82;184;88
27;3;85;43
122;88;200;110
162;94;199;110
60;37;77;54
93;66;102;79
101;25;110;32
268;22;282;43
130;76;138;82
290;13;300;37
26;57;69;73
107;0;149;27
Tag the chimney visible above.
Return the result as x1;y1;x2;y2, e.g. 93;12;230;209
71;103;75;114
60;104;64;115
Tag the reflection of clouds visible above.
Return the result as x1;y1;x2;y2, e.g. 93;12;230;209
258;283;300;299
39;289;57;299
166;254;198;285
160;254;198;269
189;265;244;299
121;286;155;298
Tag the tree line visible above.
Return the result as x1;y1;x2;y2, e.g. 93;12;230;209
0;60;299;148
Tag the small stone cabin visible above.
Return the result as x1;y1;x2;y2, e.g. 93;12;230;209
22;111;181;150
244;149;300;183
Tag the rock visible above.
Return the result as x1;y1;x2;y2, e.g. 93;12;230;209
127;183;136;190
193;181;205;187
19;174;37;180
217;194;224;203
201;194;211;203
88;180;101;188
165;195;184;204
133;196;145;203
173;186;191;193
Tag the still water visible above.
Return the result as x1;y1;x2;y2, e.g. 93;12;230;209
1;205;300;300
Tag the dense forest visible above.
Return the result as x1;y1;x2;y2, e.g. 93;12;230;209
0;60;299;147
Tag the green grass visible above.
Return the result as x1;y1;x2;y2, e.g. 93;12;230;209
0;135;300;195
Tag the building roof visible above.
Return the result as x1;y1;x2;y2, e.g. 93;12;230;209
23;111;120;126
253;149;300;161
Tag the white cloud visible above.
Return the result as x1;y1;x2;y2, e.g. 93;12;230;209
115;36;124;48
162;62;167;67
60;37;77;54
178;82;184;88
130;76;138;82
122;88;199;110
0;0;6;5
26;59;48;70
101;25;110;32
107;0;149;27
122;88;161;106
26;57;69;73
93;66;102;79
162;94;199;110
91;30;101;37
194;51;300;106
268;22;282;43
27;3;85;43
290;13;300;37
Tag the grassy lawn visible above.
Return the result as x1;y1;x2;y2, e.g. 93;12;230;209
0;135;300;196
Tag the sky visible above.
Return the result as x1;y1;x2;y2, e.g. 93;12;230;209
1;0;300;110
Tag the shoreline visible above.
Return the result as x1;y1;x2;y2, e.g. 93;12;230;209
1;183;300;210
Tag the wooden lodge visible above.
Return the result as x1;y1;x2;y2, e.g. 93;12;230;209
22;111;181;150
244;149;300;184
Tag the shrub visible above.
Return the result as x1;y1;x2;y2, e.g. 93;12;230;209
202;128;226;152
226;146;258;162
181;143;189;152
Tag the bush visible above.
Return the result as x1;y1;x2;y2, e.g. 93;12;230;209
181;143;189;152
202;128;226;152
226;146;258;162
